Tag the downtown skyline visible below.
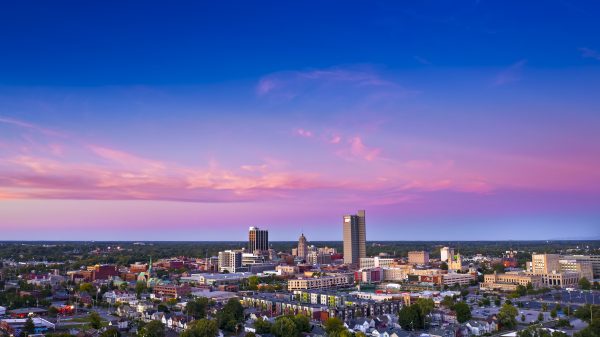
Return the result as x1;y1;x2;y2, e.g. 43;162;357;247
1;2;600;241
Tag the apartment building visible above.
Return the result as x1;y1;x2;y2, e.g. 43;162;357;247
287;274;353;291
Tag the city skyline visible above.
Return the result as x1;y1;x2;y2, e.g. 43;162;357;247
1;2;600;240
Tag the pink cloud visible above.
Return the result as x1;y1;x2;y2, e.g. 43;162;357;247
348;136;381;161
329;135;342;144
294;128;313;138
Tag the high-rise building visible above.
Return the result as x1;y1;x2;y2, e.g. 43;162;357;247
297;233;308;260
248;226;269;253
532;253;560;274
343;210;366;265
218;250;242;273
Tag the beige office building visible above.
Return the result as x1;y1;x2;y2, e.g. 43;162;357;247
559;259;593;281
343;210;366;265
532;254;560;274
408;251;430;265
481;272;542;291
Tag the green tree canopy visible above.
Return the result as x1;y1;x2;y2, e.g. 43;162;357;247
139;320;165;337
181;319;219;337
579;277;591;290
272;317;298;337
498;303;518;330
185;297;209;320
217;298;244;332
454;302;472;323
399;304;423;330
89;311;103;329
323;317;345;336
254;317;272;334
21;317;35;337
99;327;120;337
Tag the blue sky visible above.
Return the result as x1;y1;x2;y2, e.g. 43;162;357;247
0;1;599;240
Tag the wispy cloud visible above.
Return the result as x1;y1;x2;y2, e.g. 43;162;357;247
0;116;67;138
494;59;527;86
256;66;415;99
579;47;600;61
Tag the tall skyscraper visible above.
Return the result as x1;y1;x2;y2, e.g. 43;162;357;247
297;233;308;260
343;210;366;265
248;226;269;253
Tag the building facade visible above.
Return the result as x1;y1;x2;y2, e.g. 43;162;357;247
218;250;243;273
248;226;269;253
480;272;542;291
408;251;430;265
343;210;366;265
297;233;308;260
287;274;353;291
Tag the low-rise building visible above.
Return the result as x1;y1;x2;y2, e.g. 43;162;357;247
153;284;191;299
360;257;395;270
480;272;542;291
287;274;353;291
441;273;475;286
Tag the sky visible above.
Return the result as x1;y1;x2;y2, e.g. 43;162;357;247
1;1;600;241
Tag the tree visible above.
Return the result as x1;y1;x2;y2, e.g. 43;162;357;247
217;298;244;332
513;285;527;297
293;314;311;333
550;309;557;319
135;281;147;298
541;303;548;312
181;319;219;337
579;277;591;290
416;298;435;319
139;320;165;337
493;263;505;274
79;283;95;294
454;302;472;323
89;311;103;329
48;306;59;317
21;317;35;337
574;319;600;337
99;327;120;337
574;304;600;323
537;312;544;322
323;317;345;336
398;305;422;330
498;304;518;330
247;276;260;290
272;317;298;337
254;318;272;334
441;296;455;308
185;297;209;320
